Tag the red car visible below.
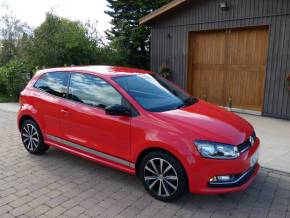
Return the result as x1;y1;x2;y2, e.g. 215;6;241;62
17;66;260;201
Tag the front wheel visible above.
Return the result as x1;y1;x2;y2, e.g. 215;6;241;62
21;120;49;154
140;151;188;201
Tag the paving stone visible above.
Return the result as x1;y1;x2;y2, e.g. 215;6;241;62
9;195;33;208
0;205;13;215
84;205;106;217
0;213;15;218
117;206;141;218
28;196;50;208
44;206;66;217
63;205;85;217
9;204;32;217
0;195;18;207
25;204;50;218
45;195;69;208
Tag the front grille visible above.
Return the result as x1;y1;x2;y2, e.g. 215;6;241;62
237;132;257;153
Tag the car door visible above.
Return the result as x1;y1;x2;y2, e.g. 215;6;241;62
33;71;69;138
58;72;132;161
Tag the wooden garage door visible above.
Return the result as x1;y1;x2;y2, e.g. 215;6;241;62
188;27;269;112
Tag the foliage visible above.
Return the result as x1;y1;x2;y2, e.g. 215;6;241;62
0;11;118;101
0;4;31;66
159;64;172;80
105;0;171;70
0;4;32;100
27;13;106;68
0;72;6;93
0;59;32;100
0;0;173;102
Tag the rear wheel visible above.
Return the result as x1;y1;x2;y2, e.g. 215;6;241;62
21;120;49;154
140;151;187;201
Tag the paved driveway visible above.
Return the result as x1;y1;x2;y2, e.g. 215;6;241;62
1;109;290;217
240;114;290;173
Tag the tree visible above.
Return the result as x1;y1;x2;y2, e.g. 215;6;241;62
105;0;171;70
27;13;106;68
0;4;31;66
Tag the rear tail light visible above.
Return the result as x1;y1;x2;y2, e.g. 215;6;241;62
19;93;24;106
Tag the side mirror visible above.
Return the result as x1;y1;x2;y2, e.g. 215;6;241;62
105;105;131;116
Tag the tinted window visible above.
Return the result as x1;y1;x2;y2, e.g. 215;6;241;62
34;72;69;98
114;74;195;112
68;73;122;108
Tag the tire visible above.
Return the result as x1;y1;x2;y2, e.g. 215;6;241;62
21;119;49;154
140;151;188;201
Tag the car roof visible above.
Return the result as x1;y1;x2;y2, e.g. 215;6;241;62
37;65;152;78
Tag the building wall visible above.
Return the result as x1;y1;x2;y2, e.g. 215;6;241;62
150;0;290;119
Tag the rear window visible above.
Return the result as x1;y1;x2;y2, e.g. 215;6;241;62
34;72;69;98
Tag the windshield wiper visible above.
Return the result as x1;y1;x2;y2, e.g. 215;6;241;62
183;96;198;106
175;103;186;109
175;97;198;110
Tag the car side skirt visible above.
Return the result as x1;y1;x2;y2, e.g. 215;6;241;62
45;134;136;175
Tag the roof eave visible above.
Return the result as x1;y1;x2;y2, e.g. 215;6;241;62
139;0;188;25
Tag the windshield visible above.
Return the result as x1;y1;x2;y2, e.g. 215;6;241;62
113;74;197;112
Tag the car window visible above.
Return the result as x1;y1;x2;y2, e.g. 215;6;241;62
114;74;194;112
68;73;122;109
34;72;69;98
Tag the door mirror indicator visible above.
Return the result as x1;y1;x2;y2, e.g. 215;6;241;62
105;105;131;116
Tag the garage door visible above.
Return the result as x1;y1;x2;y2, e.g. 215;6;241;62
188;27;269;112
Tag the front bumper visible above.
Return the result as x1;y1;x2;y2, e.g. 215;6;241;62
207;163;259;188
188;138;260;195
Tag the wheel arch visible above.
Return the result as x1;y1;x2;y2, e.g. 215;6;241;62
18;115;38;131
135;147;189;188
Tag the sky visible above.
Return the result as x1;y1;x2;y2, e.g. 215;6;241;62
0;0;111;37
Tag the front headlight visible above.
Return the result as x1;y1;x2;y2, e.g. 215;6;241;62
194;141;240;159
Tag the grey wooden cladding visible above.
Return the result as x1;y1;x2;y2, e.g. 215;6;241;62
149;0;290;119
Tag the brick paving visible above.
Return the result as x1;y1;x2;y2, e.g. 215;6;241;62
0;110;290;218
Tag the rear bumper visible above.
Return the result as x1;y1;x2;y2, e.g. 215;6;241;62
188;138;260;195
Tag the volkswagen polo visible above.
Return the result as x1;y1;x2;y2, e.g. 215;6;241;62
17;66;260;201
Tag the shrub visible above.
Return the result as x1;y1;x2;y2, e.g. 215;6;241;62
0;75;6;94
159;63;172;80
0;59;31;101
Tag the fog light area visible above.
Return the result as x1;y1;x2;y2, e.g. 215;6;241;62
209;175;235;183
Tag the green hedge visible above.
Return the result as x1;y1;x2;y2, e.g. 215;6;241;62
0;59;31;101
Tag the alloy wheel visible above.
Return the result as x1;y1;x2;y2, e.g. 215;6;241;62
22;123;40;152
144;158;178;197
